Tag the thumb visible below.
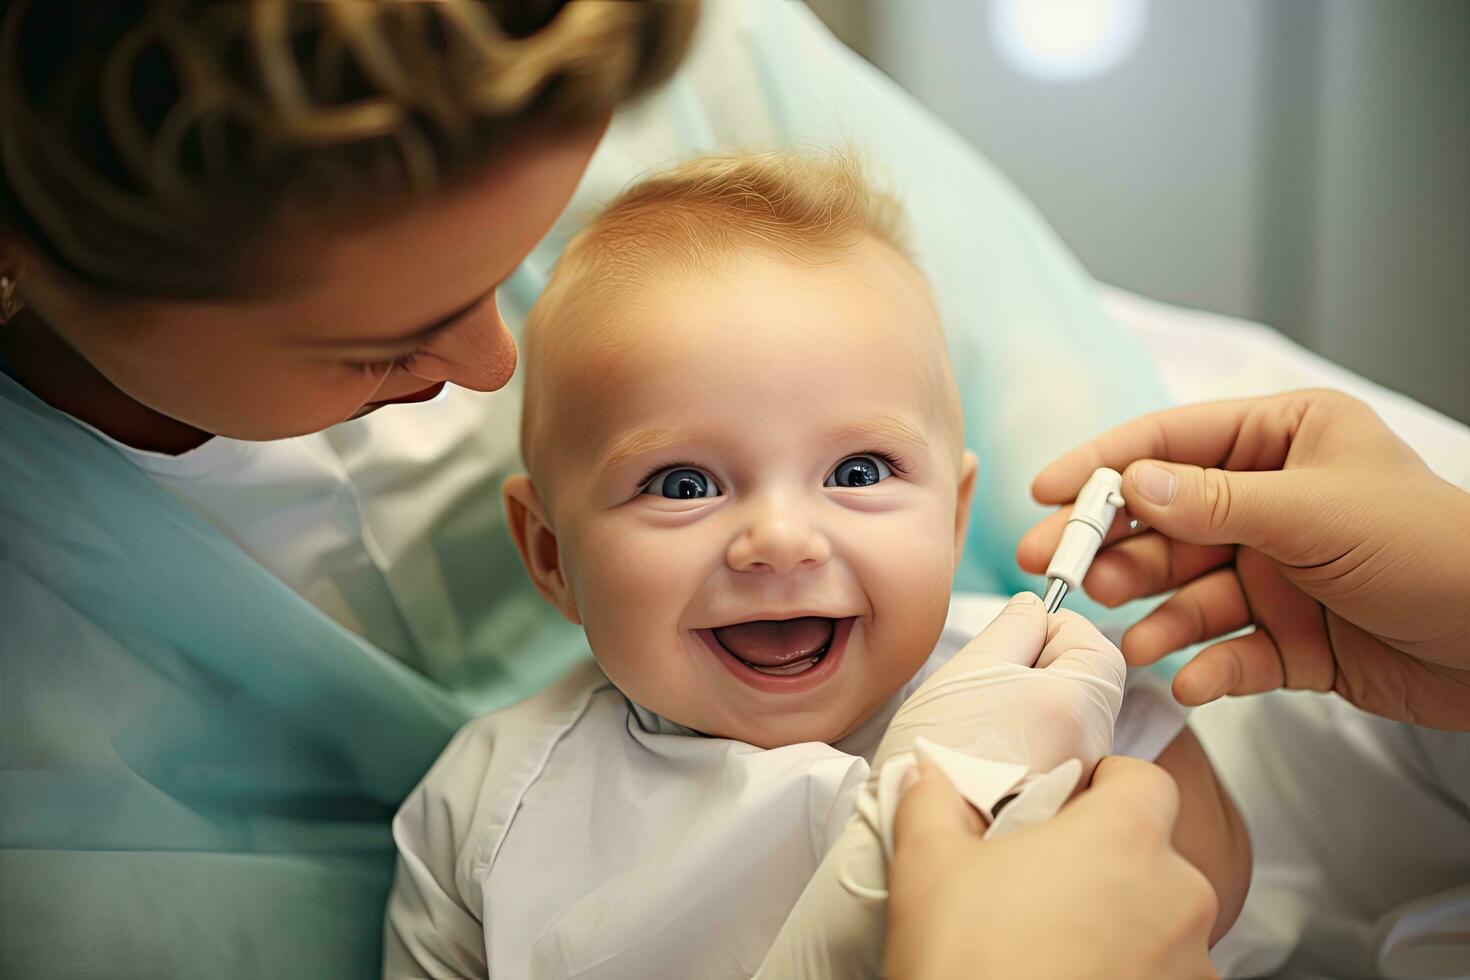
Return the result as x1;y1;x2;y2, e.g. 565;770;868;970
1063;755;1181;841
1036;610;1126;692
892;762;986;846
1121;459;1311;557
950;592;1049;669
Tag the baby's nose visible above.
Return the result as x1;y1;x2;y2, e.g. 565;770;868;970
727;504;832;574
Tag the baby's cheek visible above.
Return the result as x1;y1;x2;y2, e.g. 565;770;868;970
869;512;956;596
577;525;699;611
860;514;955;655
568;523;706;691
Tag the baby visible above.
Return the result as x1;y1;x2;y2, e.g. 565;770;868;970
385;152;1248;979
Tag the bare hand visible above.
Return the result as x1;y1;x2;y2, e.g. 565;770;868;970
885;757;1218;980
1017;389;1470;729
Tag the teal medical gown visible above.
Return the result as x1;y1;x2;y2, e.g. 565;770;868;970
0;1;1166;976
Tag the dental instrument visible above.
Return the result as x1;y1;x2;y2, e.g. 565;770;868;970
1043;467;1127;613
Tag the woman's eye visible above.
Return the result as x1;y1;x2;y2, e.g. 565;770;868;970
643;467;721;499
352;358;401;377
825;455;893;488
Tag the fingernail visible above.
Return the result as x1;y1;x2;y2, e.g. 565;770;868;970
900;765;922;796
1010;591;1041;606
1133;463;1177;506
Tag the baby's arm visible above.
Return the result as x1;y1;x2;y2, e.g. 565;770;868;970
1152;725;1252;944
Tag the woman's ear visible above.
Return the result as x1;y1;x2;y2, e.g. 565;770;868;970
502;474;581;624
953;450;979;565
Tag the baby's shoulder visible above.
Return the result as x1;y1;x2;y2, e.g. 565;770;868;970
394;658;616;863
439;658;610;770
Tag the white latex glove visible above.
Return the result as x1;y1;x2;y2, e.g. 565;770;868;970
756;593;1129;979
874;591;1126;794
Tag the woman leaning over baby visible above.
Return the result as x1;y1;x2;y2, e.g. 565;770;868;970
0;2;1216;976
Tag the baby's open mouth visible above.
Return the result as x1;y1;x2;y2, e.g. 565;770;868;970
711;617;836;676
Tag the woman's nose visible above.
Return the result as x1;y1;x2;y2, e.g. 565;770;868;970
403;296;518;392
726;500;832;574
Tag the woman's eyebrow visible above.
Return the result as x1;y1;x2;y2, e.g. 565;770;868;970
314;287;495;348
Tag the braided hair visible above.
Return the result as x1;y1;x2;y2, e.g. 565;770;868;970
0;0;697;297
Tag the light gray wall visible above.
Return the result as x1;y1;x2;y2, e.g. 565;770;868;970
1308;3;1469;418
814;1;1469;422
874;0;1269;322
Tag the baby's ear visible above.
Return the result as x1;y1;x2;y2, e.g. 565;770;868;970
953;450;979;564
502;474;581;624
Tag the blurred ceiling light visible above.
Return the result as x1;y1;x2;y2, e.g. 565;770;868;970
989;0;1148;82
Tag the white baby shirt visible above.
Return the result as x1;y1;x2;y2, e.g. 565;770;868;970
386;594;1187;979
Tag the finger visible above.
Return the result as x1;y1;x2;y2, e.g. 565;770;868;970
1232;547;1338;693
892;762;985;845
1017;508;1072;573
1121;457;1333;558
1172;629;1287;706
1064;756;1181;842
1036;609;1126;690
1016;505;1150;575
1083;534;1235;608
953;592;1048;668
1120;568;1251;666
1031;397;1294;505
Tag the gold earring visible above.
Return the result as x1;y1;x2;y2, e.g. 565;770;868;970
0;274;23;325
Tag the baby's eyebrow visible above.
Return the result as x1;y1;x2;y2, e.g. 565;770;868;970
599;428;690;473
832;415;930;450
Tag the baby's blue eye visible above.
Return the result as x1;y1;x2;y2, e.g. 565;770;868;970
825;455;893;488
643;467;720;499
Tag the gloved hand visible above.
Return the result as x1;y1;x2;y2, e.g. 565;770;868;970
872;591;1126;796
755;594;1128;979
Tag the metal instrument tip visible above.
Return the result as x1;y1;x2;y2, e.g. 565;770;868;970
1043;578;1068;614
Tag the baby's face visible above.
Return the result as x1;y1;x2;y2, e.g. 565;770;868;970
520;241;975;747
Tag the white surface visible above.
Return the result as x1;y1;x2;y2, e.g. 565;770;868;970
1193;688;1470;978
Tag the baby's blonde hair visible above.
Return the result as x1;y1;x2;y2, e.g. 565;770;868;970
521;149;925;485
551;148;910;293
